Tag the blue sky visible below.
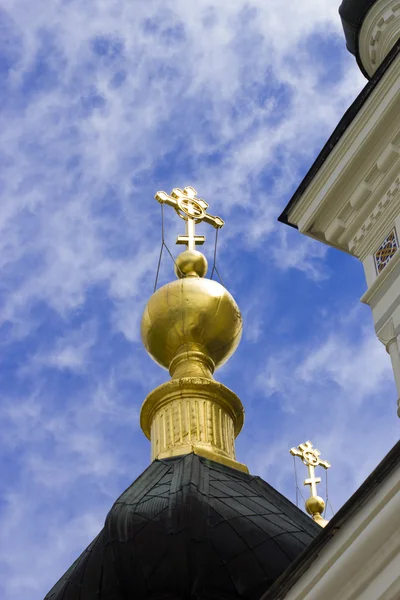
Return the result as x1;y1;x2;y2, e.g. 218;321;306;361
0;1;399;598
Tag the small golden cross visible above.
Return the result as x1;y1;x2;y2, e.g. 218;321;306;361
290;441;331;498
155;186;224;251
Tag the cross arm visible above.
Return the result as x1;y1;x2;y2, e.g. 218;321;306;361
290;447;303;458
305;476;321;485
202;213;225;229
155;191;178;210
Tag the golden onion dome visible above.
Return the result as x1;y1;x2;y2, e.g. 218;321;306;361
141;276;242;374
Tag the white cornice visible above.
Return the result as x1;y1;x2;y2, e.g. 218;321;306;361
335;145;400;255
289;57;399;226
348;172;400;259
288;56;400;255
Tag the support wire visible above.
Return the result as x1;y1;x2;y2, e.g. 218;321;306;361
154;204;184;292
210;228;225;286
292;456;307;507
324;469;335;518
293;456;299;508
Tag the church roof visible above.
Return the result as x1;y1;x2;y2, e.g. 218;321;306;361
44;453;320;600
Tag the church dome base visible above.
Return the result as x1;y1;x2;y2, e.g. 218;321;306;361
45;454;321;600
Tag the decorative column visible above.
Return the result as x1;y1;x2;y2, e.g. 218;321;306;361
378;319;400;416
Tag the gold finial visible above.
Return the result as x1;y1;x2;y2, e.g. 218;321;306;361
140;187;247;473
155;186;224;278
290;441;331;527
155;186;224;248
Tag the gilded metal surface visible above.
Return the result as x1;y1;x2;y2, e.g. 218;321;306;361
155;186;224;250
140;186;246;472
175;249;208;278
141;376;247;472
290;441;331;528
141;277;243;372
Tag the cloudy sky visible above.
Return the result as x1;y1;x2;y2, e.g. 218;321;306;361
1;1;399;598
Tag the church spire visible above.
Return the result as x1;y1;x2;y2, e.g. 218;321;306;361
290;440;331;527
140;186;248;472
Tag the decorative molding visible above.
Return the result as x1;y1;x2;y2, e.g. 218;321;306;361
349;182;372;209
359;0;400;77
377;316;395;346
151;396;235;460
290;56;400;244
335;137;400;253
374;228;398;273
349;175;400;253
377;143;400;172
361;242;400;304
325;217;346;243
140;376;247;473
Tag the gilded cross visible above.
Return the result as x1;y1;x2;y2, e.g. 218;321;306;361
155;186;224;251
290;441;331;498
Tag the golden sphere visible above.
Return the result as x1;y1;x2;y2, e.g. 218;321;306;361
141;277;242;371
305;496;325;516
175;250;208;278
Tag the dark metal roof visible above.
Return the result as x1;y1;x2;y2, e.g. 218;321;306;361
44;453;320;600
339;0;379;77
260;439;400;600
278;38;400;229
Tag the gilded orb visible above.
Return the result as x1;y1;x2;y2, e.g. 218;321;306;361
305;496;325;516
175;249;208;278
141;277;242;371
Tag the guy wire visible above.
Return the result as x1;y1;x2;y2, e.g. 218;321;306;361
292;456;307;507
164;243;184;278
210;228;225;286
154;203;184;292
153;204;165;292
324;469;335;518
293;456;299;508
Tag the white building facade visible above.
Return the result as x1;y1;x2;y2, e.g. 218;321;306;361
268;2;400;599
279;0;400;416
261;442;400;600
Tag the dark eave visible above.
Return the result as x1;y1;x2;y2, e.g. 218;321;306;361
260;438;400;600
278;38;400;230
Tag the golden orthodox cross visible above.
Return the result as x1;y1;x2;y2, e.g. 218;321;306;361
155;186;224;251
290;441;331;498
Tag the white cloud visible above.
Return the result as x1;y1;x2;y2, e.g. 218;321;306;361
0;0;366;339
27;321;97;373
246;307;398;509
0;2;387;599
